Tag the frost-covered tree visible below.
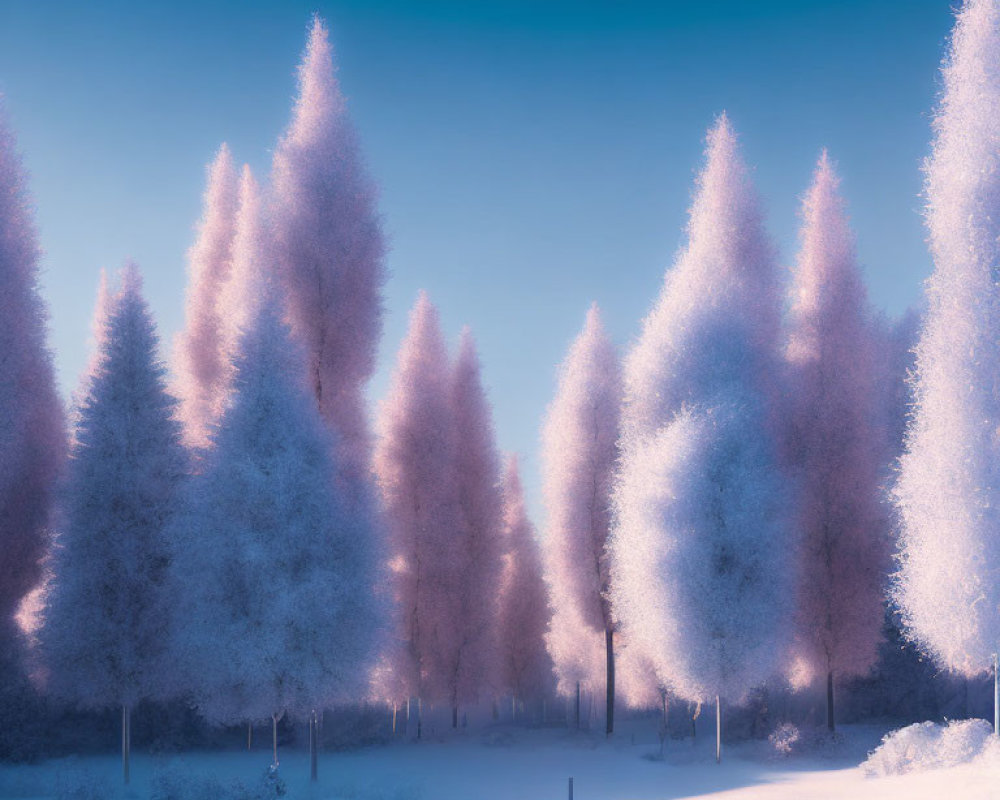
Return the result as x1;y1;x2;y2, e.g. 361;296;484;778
0;105;65;673
610;117;793;759
446;328;504;725
541;303;622;734
272;16;386;496
170;290;379;771
174;144;239;449
894;0;1000;708
497;455;553;713
39;266;186;784
375;293;457;727
785;153;889;732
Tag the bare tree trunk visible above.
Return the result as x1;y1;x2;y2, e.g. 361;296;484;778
392;702;397;735
715;695;721;764
247;721;253;751
605;628;615;737
994;653;999;735
826;670;835;733
512;694;517;722
271;713;279;767
452;705;458;729
417;697;422;740
659;690;669;759
121;704;131;785
574;681;581;729
309;711;318;782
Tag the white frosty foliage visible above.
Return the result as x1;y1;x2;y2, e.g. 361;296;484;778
894;0;1000;676
613;402;791;703
170;298;379;724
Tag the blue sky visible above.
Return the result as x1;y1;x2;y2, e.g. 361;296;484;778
0;0;951;520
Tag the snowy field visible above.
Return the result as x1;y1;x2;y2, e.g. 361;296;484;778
2;720;998;800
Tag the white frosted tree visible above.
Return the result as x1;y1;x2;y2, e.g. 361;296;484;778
541;304;622;734
170;291;379;777
894;0;1000;729
610;116;793;761
39;265;187;784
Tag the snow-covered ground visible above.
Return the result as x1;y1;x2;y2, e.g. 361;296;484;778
2;720;998;800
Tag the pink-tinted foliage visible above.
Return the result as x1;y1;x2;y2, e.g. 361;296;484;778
271;16;386;489
894;0;1000;677
174;144;239;449
0;104;65;656
375;293;458;703
610;117;793;704
541;304;622;692
497;455;554;702
216;165;270;401
785;153;890;683
445;328;504;709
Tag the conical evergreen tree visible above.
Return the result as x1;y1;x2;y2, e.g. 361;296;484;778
541;303;622;733
171;290;380;772
272;16;386;498
785;153;890;732
39;265;186;783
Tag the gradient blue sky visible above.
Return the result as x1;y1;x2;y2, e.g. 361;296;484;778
0;0;951;520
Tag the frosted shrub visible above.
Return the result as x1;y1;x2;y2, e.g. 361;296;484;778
863;719;996;776
768;722;801;757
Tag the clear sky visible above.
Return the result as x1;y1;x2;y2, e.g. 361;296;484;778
0;0;952;521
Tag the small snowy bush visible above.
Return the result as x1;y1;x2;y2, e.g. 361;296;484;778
863;719;996;776
768;722;801;756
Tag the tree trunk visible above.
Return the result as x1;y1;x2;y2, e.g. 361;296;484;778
247;721;253;751
659;690;669;759
121;704;131;785
309;711;318;782
392;702;397;735
826;670;835;733
715;695;721;764
994;653;999;735
605;627;615;737
452;705;458;729
512;694;517;722
417;697;422;740
574;681;581;730
271;713;279;767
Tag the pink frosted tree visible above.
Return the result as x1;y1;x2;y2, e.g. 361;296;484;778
497;455;554;716
0;104;65;674
445;328;504;726
174;144;239;449
894;0;1000;728
271;16;386;496
541;303;622;734
375;293;457;733
784;152;890;732
610;117;792;761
